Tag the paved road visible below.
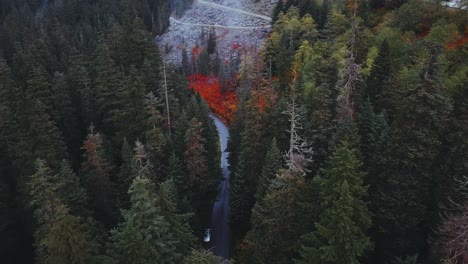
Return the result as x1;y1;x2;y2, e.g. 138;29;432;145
197;0;272;22
170;17;270;30
209;114;231;259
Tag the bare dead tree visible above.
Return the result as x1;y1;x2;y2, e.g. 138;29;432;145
283;74;313;175
337;0;361;121
434;176;468;263
436;205;468;263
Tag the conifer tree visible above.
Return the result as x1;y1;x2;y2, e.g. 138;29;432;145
113;66;148;143
57;160;87;216
145;92;167;176
117;138;133;209
0;58;15;145
365;40;391;110
51;72;80;157
246;169;308;264
255;138;282;200
184;117;208;191
94;43;121;131
184;249;228;264
81;126;114;225
109;176;179;264
156;179;196;258
29;159;69;263
44;215;100;264
300;140;372;264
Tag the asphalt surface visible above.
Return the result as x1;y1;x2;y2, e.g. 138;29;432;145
197;0;273;21
209;114;231;259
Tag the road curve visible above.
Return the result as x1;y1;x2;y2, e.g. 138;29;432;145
197;0;272;22
170;17;270;30
210;114;231;259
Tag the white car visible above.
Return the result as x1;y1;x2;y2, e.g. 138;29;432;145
204;228;211;242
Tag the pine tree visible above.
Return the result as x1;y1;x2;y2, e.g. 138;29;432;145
145;92;167;176
94;43;121;131
109;176;179;264
57;160;87;216
29;159;69;263
51;72;80;158
245;169;308;264
81;126;114;225
0;58;15;146
44;215;100;264
207;27;217;55
113;66;148;143
300;140;371;264
117;138;133;209
184;249;228;264
156;179;196;258
255;138;282;200
366;40;392;111
184;117;208;191
376;65;451;258
27;64;53;113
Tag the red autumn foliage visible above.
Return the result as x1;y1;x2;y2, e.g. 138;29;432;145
446;27;468;50
188;74;237;123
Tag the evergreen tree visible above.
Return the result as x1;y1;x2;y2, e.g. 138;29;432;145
51;72;80;158
366;40;392;111
29;159;69;263
145;92;167;176
109;176;179;264
184;117;208;191
184;249;228;264
156;179;196;258
117;138;133;209
0;58;15;145
207;27;217;55
44;215;100;264
94;43;121;131
245;169;308;264
57;159;87;216
113;66;148;143
376;65;451;258
255;138;282;200
300;140;372;264
81;126;114;225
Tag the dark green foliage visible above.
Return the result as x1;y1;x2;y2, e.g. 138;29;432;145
156;179;196;258
81;127;115;225
109;176;179;264
44;215;101;264
300;140;372;264
29;159;69;262
57;160;88;216
366;40;392;112
184;249;228;264
112;66;148;143
255;138;282;200
375;67;452;258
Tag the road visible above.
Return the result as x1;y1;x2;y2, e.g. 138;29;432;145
170;17;270;30
197;0;272;22
209;114;231;259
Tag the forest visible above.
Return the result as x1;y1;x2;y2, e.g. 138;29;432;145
0;0;467;263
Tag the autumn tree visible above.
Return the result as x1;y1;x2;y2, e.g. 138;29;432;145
81;126;115;225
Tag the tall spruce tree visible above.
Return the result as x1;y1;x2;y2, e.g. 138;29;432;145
29;159;69;263
81;126;114;225
298;140;372;264
109;176;179;264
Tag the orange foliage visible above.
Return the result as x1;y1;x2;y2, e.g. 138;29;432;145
188;74;237;123
446;27;468;50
